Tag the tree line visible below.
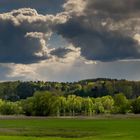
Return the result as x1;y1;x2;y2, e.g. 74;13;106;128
0;91;140;116
0;78;140;101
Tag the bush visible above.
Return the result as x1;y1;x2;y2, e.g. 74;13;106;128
0;101;23;115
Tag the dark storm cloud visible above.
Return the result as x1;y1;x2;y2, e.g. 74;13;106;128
87;0;140;16
55;0;140;62
0;8;69;64
0;8;77;64
1;0;140;64
0;20;47;64
56;18;140;61
0;9;49;64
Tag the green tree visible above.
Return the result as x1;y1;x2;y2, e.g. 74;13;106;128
113;93;130;114
82;97;94;116
0;101;23;115
67;95;77;116
101;96;114;113
66;95;83;116
33;91;58;116
56;96;67;116
94;98;105;114
131;97;140;114
22;97;35;116
73;96;83;115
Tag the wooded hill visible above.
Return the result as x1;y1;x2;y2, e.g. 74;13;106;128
0;78;140;101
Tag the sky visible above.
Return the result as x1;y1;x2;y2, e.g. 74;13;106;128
0;0;140;82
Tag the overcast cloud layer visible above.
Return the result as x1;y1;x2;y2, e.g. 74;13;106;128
0;0;140;81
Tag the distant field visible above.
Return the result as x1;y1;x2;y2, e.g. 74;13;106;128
0;115;139;140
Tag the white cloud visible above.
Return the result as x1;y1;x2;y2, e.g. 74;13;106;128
63;0;87;16
0;8;68;27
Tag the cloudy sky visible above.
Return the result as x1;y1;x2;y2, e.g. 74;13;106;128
0;0;140;82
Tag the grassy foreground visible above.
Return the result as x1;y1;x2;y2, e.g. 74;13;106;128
0;116;139;140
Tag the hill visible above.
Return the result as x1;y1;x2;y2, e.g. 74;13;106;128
0;78;139;101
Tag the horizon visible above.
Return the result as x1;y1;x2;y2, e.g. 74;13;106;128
0;77;140;83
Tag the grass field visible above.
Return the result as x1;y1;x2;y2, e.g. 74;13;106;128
0;115;139;140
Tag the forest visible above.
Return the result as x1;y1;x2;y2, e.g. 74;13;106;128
0;78;140;116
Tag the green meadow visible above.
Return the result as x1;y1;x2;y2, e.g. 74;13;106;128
0;116;139;140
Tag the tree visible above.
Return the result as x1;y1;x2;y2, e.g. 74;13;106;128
73;96;83;115
33;91;58;116
56;96;67;116
17;82;35;99
113;93;130;114
66;95;83;116
67;95;77;116
22;97;35;116
22;91;58;116
82;97;94;116
101;96;114;113
131;97;140;114
0;101;23;115
94;98;105;114
105;81;114;95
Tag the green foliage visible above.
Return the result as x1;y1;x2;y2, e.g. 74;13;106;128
22;91;58;116
0;92;140;116
21;92;130;116
101;96;114;113
113;93;130;114
0;79;140;116
94;98;105;114
0;101;22;115
56;96;67;116
131;97;140;114
82;97;94;116
22;97;35;116
0;78;137;101
66;95;83;116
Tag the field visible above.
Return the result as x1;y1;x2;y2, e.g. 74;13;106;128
0;115;139;140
